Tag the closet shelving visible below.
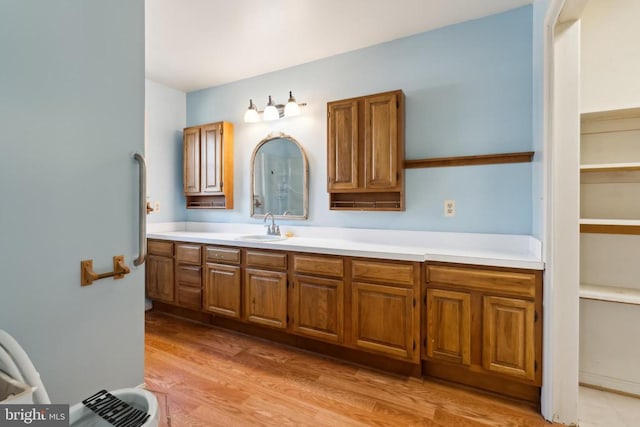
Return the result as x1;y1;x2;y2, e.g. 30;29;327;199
579;107;640;305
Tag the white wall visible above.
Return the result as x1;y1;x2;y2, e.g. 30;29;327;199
580;0;640;112
145;79;187;223
0;1;145;403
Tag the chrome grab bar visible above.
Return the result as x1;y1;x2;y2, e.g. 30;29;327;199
133;152;146;266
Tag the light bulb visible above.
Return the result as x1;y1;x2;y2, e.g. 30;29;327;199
244;99;259;123
284;91;300;117
263;95;279;121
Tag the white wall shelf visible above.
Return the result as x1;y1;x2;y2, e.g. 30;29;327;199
580;283;640;305
580;219;640;235
579;107;640;396
580;162;640;172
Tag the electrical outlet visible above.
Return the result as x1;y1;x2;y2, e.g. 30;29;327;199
154;202;160;212
444;200;455;217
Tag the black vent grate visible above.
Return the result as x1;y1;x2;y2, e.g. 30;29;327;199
82;389;150;427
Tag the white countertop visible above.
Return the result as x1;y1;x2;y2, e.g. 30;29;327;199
147;222;544;270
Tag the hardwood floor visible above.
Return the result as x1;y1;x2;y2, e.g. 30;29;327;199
144;311;553;426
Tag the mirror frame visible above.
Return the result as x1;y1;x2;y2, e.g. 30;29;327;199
250;132;309;220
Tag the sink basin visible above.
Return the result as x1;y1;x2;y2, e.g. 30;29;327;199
235;234;287;242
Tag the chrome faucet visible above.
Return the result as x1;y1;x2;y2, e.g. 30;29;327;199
264;212;280;236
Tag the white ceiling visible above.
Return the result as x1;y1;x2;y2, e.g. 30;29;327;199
145;0;533;93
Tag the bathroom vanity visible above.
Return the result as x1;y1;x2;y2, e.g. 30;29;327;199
146;224;543;403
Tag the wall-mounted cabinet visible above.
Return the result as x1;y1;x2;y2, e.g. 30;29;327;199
183;121;234;209
327;90;405;210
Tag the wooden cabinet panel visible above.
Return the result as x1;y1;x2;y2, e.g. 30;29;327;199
483;296;536;381
245;269;287;329
175;285;201;309
148;240;173;257
327;100;359;191
426;289;471;366
292;275;344;343
364;93;399;190
204;263;241;318
176;244;202;265
183;127;201;194
146;254;174;303
426;265;536;298
205;246;241;264
352;282;416;360
201;123;222;193
293;255;343;278
352;260;415;287
175;264;201;287
246;250;287;270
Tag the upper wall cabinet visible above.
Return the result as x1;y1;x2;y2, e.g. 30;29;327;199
327;90;405;211
183;121;234;209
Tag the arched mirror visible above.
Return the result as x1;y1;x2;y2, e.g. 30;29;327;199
250;132;308;219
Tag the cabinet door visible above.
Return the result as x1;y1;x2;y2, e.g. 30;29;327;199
426;289;471;365
292;275;344;343
146;255;174;303
204;263;241;318
201;123;222;194
364;93;399;190
183;127;201;194
327;100;359;191
483;296;535;381
175;264;202;309
244;269;287;329
352;282;417;361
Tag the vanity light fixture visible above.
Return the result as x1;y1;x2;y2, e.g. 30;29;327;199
243;91;307;123
263;95;279;121
243;99;259;123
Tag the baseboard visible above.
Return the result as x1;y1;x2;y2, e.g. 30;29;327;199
579;371;640;396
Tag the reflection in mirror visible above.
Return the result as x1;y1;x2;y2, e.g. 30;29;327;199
250;132;308;219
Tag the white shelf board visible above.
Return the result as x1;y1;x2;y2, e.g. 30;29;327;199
580;162;640;172
580;219;640;226
580;283;640;305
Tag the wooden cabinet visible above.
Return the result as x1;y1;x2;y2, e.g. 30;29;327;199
244;250;288;329
482;296;535;381
327;90;405;211
175;244;203;310
291;255;345;343
204;246;242;319
350;259;419;362
183;121;234;209
424;263;542;401
426;288;471;366
146;240;174;303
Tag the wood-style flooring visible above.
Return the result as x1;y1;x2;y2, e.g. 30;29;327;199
145;311;553;427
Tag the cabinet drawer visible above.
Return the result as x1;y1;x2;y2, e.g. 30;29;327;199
293;255;344;277
175;265;202;286
246;250;287;270
426;265;536;299
176;244;202;265
352;260;416;287
148;240;173;257
206;246;240;264
176;285;202;309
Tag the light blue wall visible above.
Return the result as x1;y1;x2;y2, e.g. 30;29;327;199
145;79;187;223
0;1;145;403
186;6;534;234
531;0;550;240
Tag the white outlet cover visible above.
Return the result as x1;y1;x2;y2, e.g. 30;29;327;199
444;200;455;217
